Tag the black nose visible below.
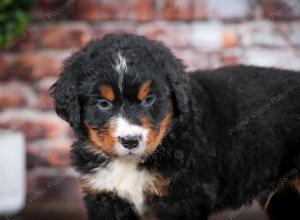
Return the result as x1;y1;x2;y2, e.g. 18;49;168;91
119;136;141;149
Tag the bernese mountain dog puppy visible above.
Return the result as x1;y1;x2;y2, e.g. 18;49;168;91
51;33;300;220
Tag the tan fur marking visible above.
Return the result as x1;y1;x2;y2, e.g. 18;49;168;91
99;85;115;101
85;122;116;155
80;178;98;195
142;103;173;153
290;177;300;193
263;176;300;210
137;80;152;101
145;174;168;198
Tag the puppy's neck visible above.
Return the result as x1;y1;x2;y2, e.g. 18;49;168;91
80;155;168;214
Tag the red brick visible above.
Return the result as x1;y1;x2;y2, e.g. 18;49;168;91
0;54;16;80
221;55;241;66
190;24;240;49
204;0;255;21
9;22;91;51
93;22;135;39
33;78;57;111
208;52;222;69
0;110;71;140
190;23;222;50
27;139;72;168
221;32;239;48
173;49;219;71
131;0;156;21
30;0;73;21
34;92;55;111
240;22;288;48
262;0;300;20
0;56;9;80
221;26;240;48
161;0;254;21
10;51;70;80
243;48;300;70
161;0;194;21
0;82;36;109
193;1;209;20
8;26;40;51
40;23;91;49
220;50;243;66
290;23;300;46
27;168;81;203
138;23;190;48
71;0;130;21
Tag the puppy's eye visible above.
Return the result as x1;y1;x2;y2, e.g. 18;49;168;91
97;99;112;110
142;95;156;107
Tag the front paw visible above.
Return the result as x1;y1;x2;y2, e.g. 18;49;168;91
84;193;138;220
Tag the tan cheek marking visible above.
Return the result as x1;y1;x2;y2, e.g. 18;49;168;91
85;122;116;155
98;85;115;101
137;80;152;101
142;103;173;153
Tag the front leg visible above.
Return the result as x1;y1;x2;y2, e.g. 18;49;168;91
84;192;138;220
150;196;209;220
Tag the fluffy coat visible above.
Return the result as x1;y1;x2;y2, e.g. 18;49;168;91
51;33;300;220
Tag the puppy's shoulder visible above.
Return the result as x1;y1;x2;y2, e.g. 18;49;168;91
188;65;300;90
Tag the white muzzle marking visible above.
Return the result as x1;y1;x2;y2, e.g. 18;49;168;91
114;117;149;156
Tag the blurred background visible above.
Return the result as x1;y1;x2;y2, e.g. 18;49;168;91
0;0;299;219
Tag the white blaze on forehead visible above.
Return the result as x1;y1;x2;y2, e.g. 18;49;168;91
115;52;127;73
114;117;148;139
114;52;127;88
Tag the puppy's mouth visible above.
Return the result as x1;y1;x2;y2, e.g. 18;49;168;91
114;143;147;158
113;135;158;162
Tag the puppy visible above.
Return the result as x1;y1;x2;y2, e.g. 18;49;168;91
51;33;300;220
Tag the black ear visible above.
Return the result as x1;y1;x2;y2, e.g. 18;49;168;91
165;58;190;122
51;54;86;128
148;38;190;121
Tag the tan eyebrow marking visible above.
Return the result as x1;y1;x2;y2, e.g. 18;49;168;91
98;85;115;101
137;80;152;101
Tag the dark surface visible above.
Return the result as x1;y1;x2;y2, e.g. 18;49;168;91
0;201;269;220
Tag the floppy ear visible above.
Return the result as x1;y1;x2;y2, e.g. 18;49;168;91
51;55;85;128
165;58;190;122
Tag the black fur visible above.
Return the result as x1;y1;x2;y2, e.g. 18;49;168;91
51;33;300;220
266;184;300;220
85;192;138;220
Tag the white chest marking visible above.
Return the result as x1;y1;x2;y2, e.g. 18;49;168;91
81;158;157;214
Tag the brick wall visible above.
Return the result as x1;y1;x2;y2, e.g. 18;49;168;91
0;0;300;217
